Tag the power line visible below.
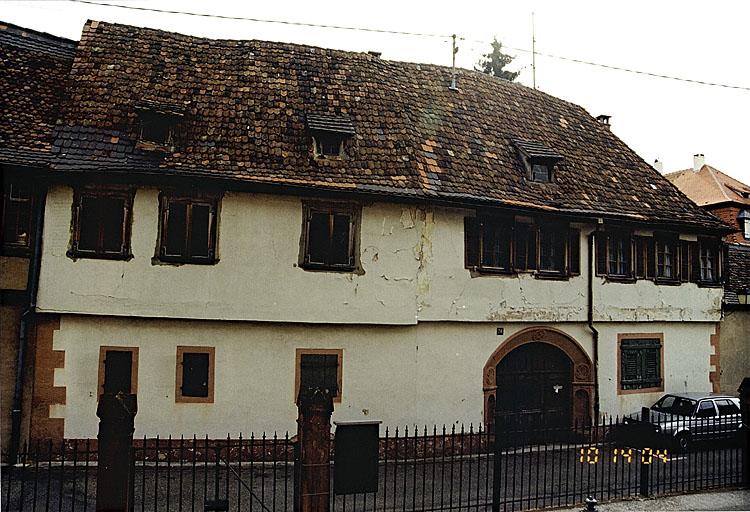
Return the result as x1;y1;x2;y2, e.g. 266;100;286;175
66;0;750;92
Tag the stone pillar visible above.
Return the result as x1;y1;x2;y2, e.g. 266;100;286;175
295;387;333;512
96;393;137;512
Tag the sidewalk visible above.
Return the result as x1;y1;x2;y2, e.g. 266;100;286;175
554;489;750;511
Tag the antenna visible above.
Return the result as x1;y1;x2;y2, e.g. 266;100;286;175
450;34;459;90
532;12;537;89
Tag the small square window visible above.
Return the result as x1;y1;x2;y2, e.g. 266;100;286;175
312;132;346;158
69;187;134;260
2;173;35;255
295;349;342;403
158;192;219;264
138;110;178;148
531;164;551;183
97;346;139;399
619;335;663;393
176;346;215;403
301;202;358;271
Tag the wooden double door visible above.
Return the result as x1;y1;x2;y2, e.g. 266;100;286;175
495;342;572;432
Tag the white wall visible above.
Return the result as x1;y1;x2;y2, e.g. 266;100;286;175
51;315;715;438
36;186;722;325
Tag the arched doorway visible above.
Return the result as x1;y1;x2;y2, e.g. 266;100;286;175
483;327;595;430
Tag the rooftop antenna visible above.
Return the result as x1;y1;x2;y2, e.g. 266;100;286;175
531;12;537;89
449;34;459;90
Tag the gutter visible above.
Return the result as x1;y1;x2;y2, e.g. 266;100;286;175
10;187;47;462
587;227;601;423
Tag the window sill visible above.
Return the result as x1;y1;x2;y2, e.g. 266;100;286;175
534;271;569;281
603;275;637;284
154;256;218;266
1;246;32;258
467;266;514;276
136;141;174;153
653;278;681;286
696;281;722;288
618;384;664;396
300;263;357;273
67;250;133;261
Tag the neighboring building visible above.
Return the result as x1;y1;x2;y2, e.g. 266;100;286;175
0;22;75;455
2;20;733;446
666;155;750;394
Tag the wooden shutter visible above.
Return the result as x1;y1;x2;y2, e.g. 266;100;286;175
643;348;660;387
464;217;479;268
595;232;607;275
568;229;580;275
620;348;639;389
646;238;656;279
679;242;690;282
689;241;700;282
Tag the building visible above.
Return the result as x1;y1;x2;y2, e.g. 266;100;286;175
666;155;750;394
0;22;76;455
2;20;733;446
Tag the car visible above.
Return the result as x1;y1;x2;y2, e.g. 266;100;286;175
611;392;743;452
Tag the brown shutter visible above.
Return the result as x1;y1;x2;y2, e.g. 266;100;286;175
689;241;700;282
568;228;580;275
595;232;607;275
464;217;479;268
646;238;656;279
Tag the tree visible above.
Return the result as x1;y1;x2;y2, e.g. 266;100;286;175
476;38;519;82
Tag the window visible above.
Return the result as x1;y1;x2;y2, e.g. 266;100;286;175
596;231;632;278
715;399;740;416
295;349;342;403
655;235;678;281
313;133;346;158
2;173;34;255
301;202;358;271
158;192;219;264
175;346;215;403
136;107;182;149
513;222;537;271
513;139;563;184
531;164;551;183
538;224;565;274
696;401;717;418
306;113;355;159
633;236;655;279
698;238;719;283
97;346;139;398
70;187;134;259
619;335;663;393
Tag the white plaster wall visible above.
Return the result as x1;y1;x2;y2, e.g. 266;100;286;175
596;321;715;418
54;315;594;438
37;186;420;324
36;187;722;325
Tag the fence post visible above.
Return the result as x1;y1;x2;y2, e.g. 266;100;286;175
294;387;333;512
96;392;137;512
639;406;650;497
739;378;750;488
491;410;503;512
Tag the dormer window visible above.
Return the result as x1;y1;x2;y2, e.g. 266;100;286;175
739;210;750;240
306;113;355;159
513;139;563;183
136;102;185;150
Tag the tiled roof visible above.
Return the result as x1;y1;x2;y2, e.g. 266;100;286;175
0;22;76;167
727;243;750;293
665;165;750;207
50;20;727;232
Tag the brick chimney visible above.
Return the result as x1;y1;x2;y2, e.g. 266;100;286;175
596;115;611;130
653;159;663;172
693;154;705;172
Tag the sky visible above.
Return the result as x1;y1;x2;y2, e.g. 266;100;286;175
4;0;750;184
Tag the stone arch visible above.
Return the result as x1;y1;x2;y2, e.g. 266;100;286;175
483;326;595;428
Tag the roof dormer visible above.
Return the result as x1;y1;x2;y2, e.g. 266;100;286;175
513;139;563;184
135;101;186;151
306;113;355;159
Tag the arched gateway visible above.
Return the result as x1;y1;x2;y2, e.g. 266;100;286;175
483;327;595;430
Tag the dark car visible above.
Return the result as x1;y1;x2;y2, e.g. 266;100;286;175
612;392;742;452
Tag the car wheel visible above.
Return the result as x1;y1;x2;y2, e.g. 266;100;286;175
674;432;691;453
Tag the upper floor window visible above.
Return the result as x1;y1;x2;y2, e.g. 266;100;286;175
739;210;750;240
301;202;359;271
596;231;633;278
157;192;219;264
697;237;720;284
464;216;578;277
2;172;35;255
306;113;355;159
655;234;678;281
69;187;134;260
513;139;563;184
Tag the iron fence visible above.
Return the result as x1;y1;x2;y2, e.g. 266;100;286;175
1;415;745;512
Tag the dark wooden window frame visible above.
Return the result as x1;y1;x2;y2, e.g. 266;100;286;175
300;201;360;272
69;186;134;260
654;233;680;284
311;131;349;159
97;346;139;400
2;171;35;256
157;191;220;265
617;333;664;394
465;215;577;278
175;346;215;404
294;348;343;404
696;237;721;286
136;108;182;151
595;230;634;280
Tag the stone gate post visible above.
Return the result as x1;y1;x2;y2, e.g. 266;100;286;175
295;387;333;512
96;392;137;512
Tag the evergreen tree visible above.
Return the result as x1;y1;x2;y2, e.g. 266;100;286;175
476;38;519;81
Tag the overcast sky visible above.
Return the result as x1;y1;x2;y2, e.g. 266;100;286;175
5;0;750;184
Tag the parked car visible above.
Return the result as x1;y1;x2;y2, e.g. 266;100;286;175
610;392;742;452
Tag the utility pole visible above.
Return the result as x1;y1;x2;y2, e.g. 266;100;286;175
532;12;537;89
450;34;459;90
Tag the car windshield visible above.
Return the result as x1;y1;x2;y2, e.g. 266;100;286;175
652;395;697;416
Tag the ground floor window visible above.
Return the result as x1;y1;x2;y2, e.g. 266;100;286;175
176;346;215;403
98;346;139;398
618;334;663;393
295;349;342;402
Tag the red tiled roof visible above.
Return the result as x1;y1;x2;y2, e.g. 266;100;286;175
47;20;728;232
665;165;750;208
